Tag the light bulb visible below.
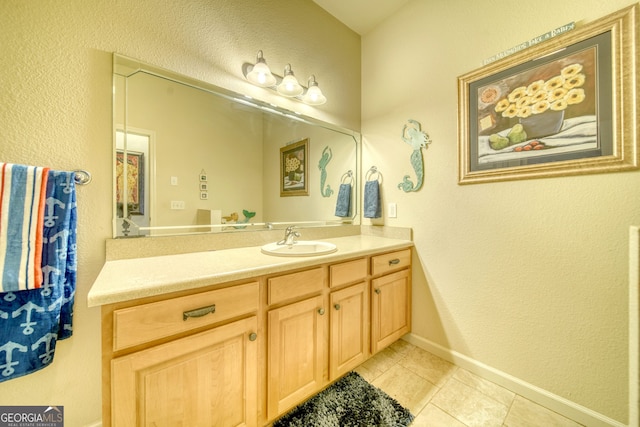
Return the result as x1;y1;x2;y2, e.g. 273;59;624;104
302;76;327;105
277;65;303;97
246;51;276;87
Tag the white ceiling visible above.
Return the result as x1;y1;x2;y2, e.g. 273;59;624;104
313;0;408;35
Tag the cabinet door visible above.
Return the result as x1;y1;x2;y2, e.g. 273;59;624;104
330;282;368;379
371;269;411;354
267;295;326;420
112;316;258;427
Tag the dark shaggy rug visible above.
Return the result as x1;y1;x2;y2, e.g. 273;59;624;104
273;371;414;427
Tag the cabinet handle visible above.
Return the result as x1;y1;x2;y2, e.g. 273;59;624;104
318;308;325;315
388;258;400;266
183;304;216;321
249;332;257;342
375;288;381;294
334;304;341;310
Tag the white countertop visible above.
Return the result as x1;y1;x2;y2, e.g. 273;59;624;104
87;235;413;307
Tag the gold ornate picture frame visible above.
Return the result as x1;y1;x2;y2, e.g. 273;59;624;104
458;5;638;184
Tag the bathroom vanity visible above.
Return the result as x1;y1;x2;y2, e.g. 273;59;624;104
99;53;411;426
89;234;412;426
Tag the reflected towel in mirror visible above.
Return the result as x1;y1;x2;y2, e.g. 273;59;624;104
334;183;351;217
363;180;381;218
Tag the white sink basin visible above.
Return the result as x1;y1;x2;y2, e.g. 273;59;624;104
261;241;337;257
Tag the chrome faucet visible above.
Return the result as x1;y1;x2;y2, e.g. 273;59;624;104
279;226;301;245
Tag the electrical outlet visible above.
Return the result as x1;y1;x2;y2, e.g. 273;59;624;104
388;203;397;218
170;176;178;185
170;201;185;210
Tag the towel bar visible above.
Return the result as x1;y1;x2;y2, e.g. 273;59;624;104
340;170;354;184
365;166;382;183
73;169;92;185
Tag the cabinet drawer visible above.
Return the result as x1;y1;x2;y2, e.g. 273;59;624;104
329;258;367;288
113;281;259;351
268;267;324;305
371;249;411;276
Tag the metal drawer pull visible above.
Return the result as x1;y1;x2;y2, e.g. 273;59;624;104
334;304;341;310
183;304;216;321
375;288;381;294
249;332;257;341
388;258;400;266
318;308;325;315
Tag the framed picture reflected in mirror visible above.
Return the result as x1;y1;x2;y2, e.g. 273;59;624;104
280;138;309;197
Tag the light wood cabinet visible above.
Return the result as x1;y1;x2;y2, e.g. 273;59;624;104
103;281;261;427
267;295;326;420
112;316;258;427
266;259;372;420
371;248;412;276
329;281;368;379
267;267;324;305
103;246;412;426
329;257;367;288
371;268;411;353
112;281;259;351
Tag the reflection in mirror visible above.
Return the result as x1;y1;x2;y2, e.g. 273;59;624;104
113;54;360;238
115;130;152;236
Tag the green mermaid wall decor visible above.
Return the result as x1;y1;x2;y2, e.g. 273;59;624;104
398;119;431;192
318;145;334;197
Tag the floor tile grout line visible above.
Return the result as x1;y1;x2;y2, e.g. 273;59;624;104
387;351;450;424
365;342;584;426
448;374;515;412
503;394;517;427
387;343;510;426
430;400;474;427
432;371;506;427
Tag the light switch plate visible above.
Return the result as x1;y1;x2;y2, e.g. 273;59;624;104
388;203;397;218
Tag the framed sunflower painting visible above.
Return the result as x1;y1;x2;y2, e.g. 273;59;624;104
280;138;309;197
457;5;638;184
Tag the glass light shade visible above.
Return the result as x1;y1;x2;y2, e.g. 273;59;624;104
277;66;303;97
302;83;326;105
246;55;276;87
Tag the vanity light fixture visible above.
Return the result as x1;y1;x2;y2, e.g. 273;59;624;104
243;50;327;105
246;50;277;87
277;64;304;97
301;75;327;106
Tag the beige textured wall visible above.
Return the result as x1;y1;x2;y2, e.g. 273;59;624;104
362;0;638;424
0;1;359;425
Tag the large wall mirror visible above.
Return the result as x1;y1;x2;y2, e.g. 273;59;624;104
113;54;360;238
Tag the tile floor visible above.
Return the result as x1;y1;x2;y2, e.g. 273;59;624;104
354;340;584;427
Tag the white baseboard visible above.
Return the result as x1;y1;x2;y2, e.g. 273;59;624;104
628;227;639;427
403;333;627;427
